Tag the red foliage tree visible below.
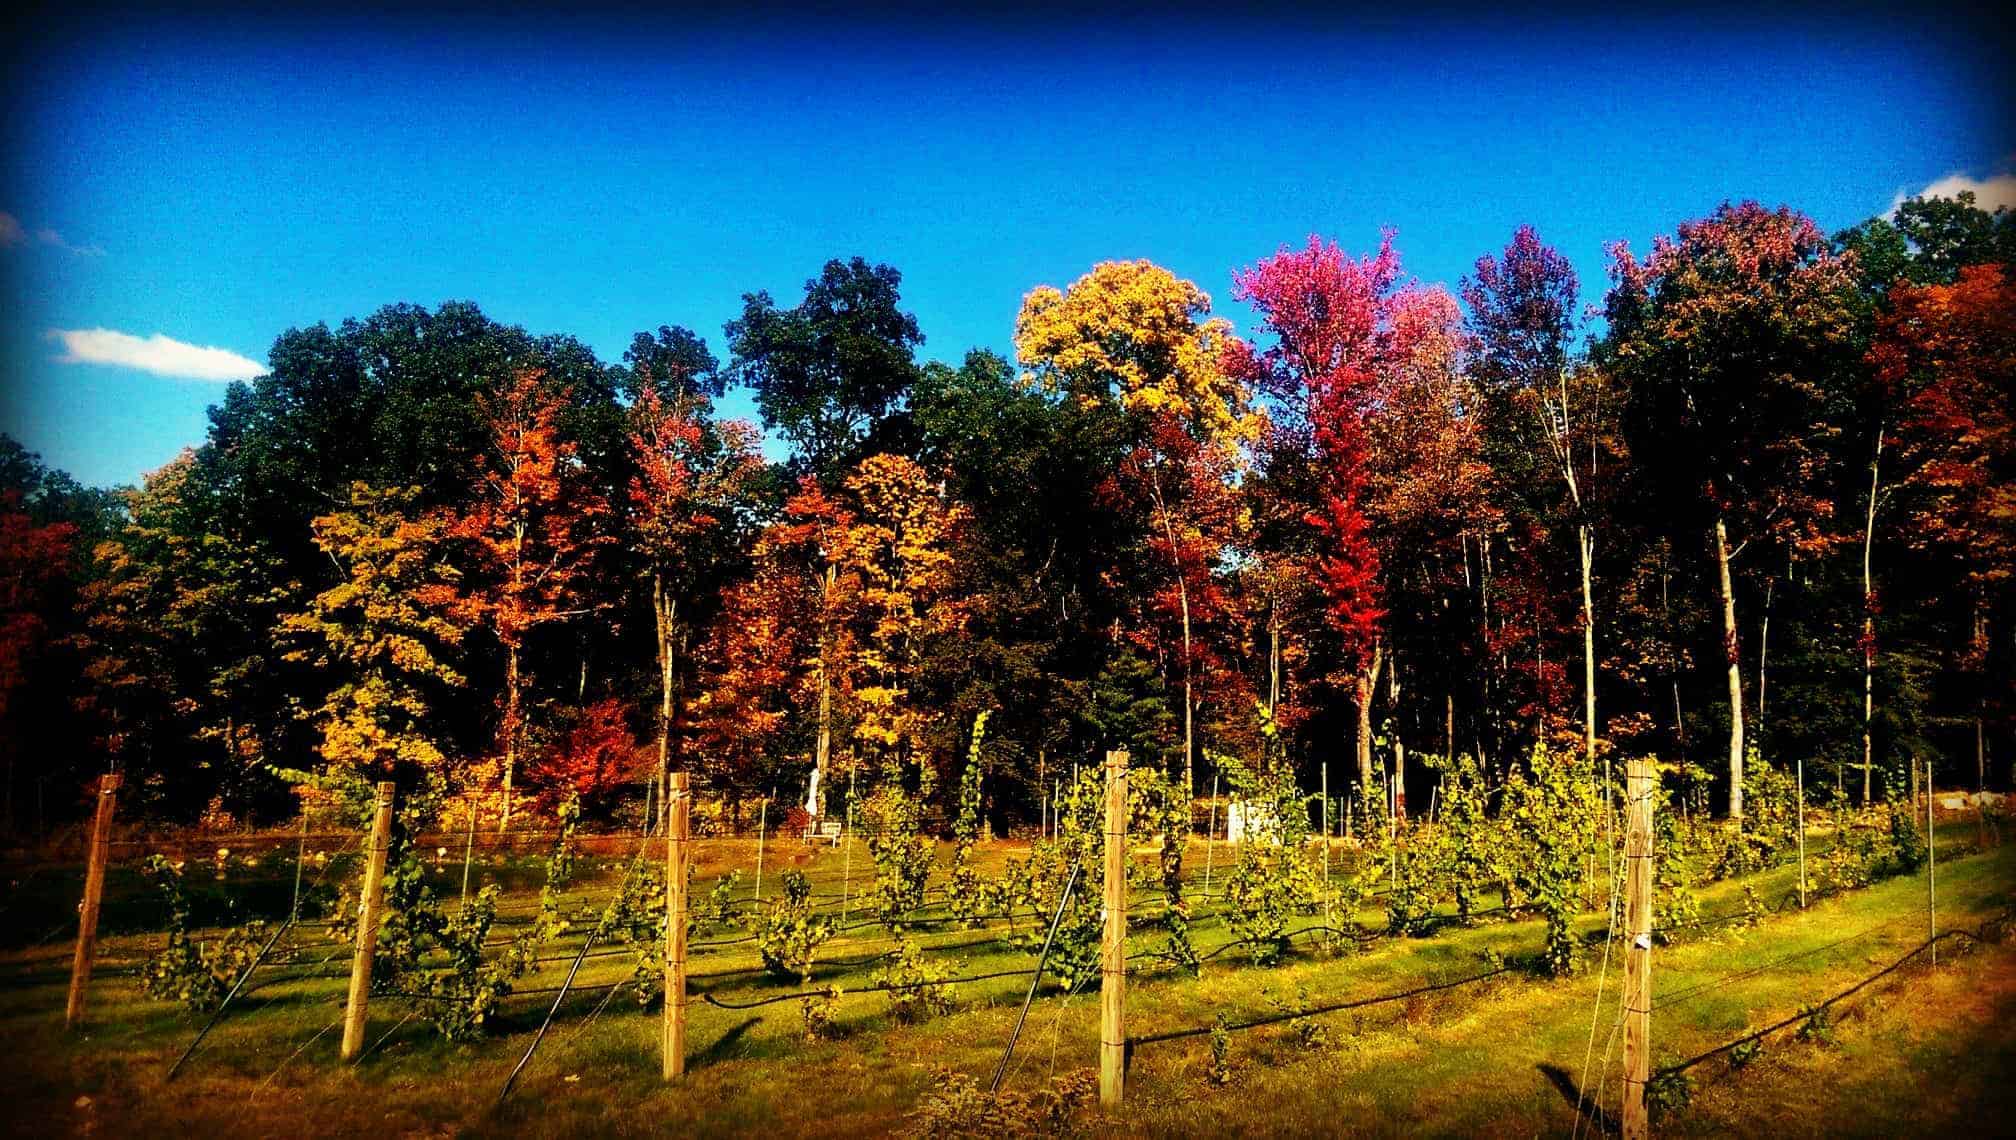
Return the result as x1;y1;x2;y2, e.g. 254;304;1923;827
529;697;648;818
441;371;611;830
1235;233;1488;801
1872;263;2015;788
0;491;75;727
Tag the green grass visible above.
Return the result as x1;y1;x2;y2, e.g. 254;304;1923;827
3;829;2011;1137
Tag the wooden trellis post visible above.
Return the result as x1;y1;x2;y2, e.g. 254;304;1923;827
65;771;121;1028
1100;749;1128;1109
1622;758;1654;1140
664;771;691;1080
341;780;396;1061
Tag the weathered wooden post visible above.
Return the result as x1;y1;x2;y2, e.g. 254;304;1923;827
341;780;395;1061
664;771;691;1080
65;771;121;1028
1100;749;1128;1109
1622;758;1654;1140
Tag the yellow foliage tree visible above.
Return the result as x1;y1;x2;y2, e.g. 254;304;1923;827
281;484;466;790
1015;260;1258;789
836;453;969;777
1013;259;1261;451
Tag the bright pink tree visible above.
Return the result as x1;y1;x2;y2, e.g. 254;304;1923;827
1233;235;1397;790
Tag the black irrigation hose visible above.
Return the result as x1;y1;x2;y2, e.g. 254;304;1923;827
1654;924;1995;1078
1126;966;1511;1048
699;966;1045;1010
498;928;602;1104
165;916;301;1081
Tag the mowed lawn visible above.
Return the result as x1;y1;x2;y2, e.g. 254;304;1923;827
2;826;2011;1138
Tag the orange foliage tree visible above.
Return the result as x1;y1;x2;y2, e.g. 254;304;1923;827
441;371;610;830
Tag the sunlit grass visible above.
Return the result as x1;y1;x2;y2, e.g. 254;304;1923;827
3;829;2010;1137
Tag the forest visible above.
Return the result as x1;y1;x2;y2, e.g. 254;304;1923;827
1;190;2011;838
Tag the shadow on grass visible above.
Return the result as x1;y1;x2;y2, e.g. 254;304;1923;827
694;1017;761;1069
1537;1062;1617;1135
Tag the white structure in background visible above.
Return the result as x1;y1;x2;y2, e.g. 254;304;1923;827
803;766;822;819
1224;801;1279;844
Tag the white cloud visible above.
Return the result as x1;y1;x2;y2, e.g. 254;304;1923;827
0;209;104;255
1890;171;2016;216
50;328;266;382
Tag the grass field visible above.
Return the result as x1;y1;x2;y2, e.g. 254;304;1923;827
3;825;2011;1138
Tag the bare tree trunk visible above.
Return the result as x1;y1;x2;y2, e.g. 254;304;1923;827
1269;618;1281;712
501;644;520;834
1389;660;1405;820
1862;437;1882;806
1715;516;1745;821
1579;523;1597;771
1758;576;1773;732
814;564;835;819
1975;599;1990;793
1354;642;1384;794
1146;467;1195;796
1975;710;1991;790
653;573;676;835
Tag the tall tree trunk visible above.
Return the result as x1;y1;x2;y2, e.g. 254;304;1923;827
654;572;676;834
1862;437;1882;806
1578;523;1597;771
814;564;836;819
501;644;520;833
1389;660;1405;820
1147;467;1196;796
1975;598;1990;793
1269;617;1281;712
1354;642;1384;795
1715;516;1745;821
1975;710;1991;790
1757;573;1774;733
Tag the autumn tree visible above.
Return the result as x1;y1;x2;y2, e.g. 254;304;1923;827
1358;284;1491;807
1605;202;1859;818
1017;259;1259;791
836;453;971;776
1235;235;1487;807
0;485;77;824
442;371;610;830
693;480;857;809
74;453;296;816
1232;236;1391;789
528;697;646;818
1464;225;1606;771
628;384;762;830
1872;263;2015;790
281;484;466;788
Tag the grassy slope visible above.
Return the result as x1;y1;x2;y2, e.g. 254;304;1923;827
2;832;2011;1138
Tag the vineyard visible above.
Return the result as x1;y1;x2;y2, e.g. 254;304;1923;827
3;14;2013;1138
6;760;2011;1137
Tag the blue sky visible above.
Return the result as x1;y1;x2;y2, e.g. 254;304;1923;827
2;5;2010;488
